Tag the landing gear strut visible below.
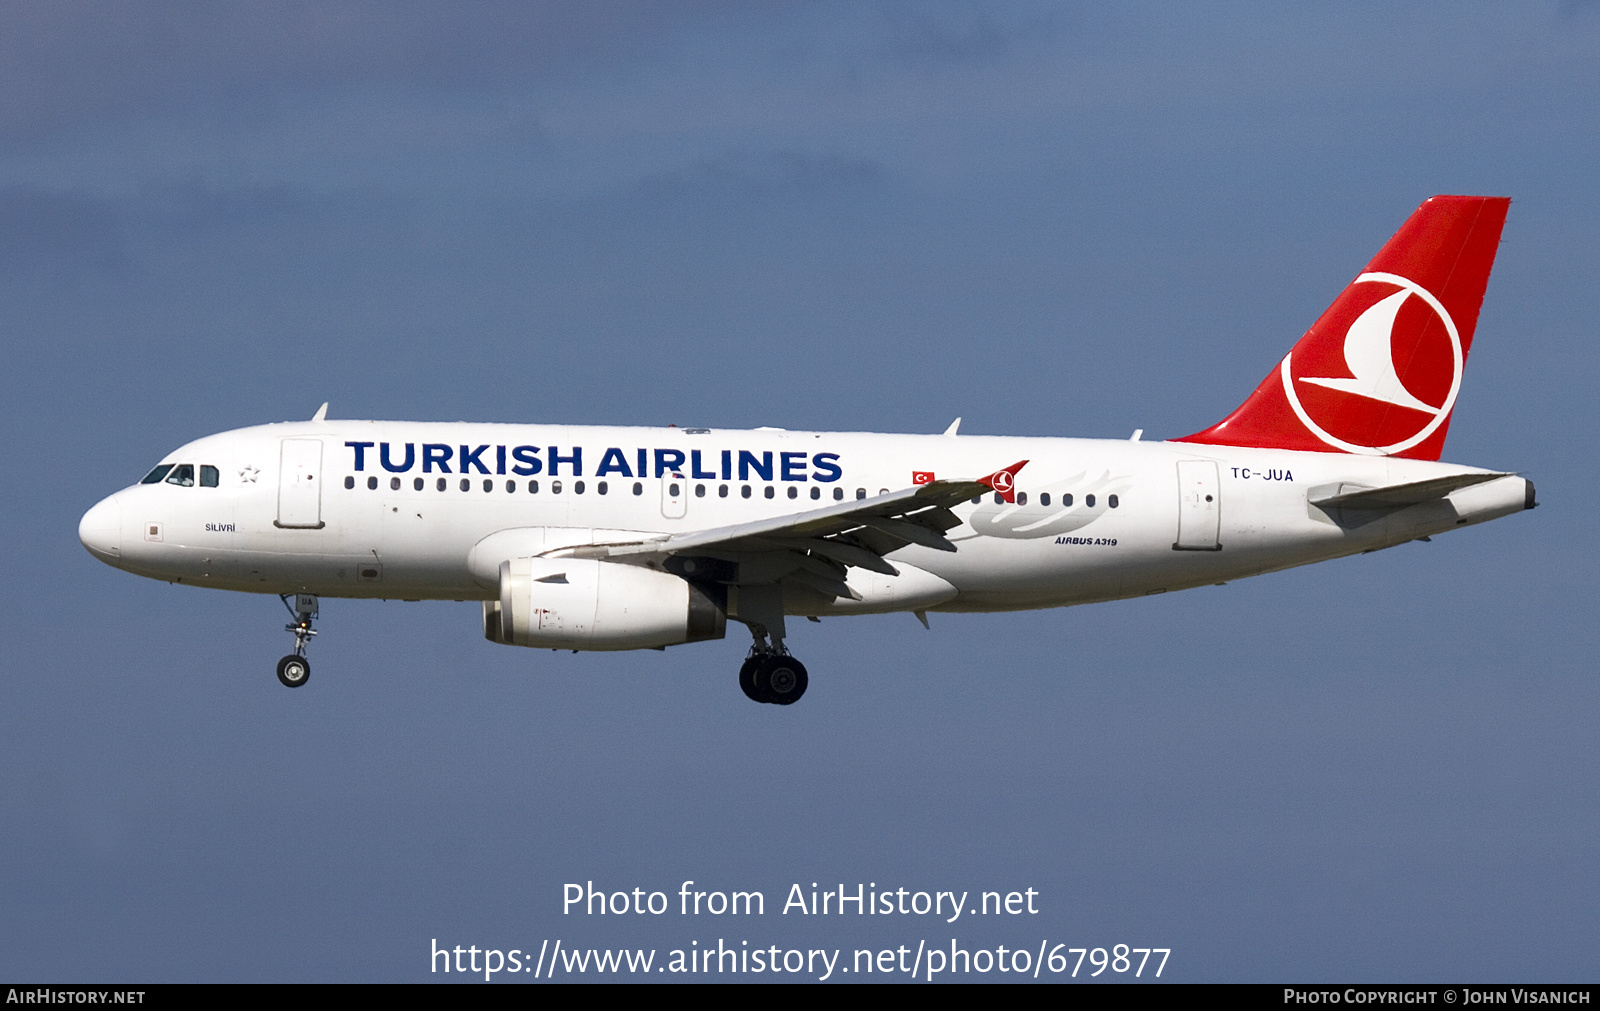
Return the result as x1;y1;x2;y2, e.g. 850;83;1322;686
276;593;318;688
734;586;808;705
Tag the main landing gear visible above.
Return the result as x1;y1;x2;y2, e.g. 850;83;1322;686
739;649;809;705
734;587;808;705
276;593;318;688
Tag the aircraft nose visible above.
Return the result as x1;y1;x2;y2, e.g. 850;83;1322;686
79;494;122;564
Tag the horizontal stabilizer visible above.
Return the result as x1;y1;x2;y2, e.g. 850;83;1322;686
1310;472;1511;510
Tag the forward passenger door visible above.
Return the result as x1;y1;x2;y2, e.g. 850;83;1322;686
276;439;325;529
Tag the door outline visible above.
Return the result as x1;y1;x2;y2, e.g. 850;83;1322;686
1173;460;1222;551
660;472;687;520
275;439;326;529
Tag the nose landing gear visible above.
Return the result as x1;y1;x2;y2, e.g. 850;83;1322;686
276;593;318;688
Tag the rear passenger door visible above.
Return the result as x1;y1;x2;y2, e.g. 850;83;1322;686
1174;460;1221;550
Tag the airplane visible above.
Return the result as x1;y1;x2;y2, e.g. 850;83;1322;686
78;195;1534;705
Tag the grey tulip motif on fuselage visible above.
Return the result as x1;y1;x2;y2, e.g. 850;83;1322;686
958;470;1132;540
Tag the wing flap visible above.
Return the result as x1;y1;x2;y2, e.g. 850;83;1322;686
856;515;957;552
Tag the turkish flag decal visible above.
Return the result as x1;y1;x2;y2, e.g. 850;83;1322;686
912;471;935;485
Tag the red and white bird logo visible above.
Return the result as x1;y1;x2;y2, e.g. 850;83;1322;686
1281;271;1463;455
977;460;1028;503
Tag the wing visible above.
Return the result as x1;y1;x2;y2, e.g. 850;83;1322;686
549;461;1027;602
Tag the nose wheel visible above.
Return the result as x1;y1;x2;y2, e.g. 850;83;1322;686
276;654;310;687
277;593;318;688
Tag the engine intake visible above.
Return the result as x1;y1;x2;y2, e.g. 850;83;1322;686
482;557;724;650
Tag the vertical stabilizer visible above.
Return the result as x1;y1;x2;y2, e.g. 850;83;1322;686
1174;195;1509;460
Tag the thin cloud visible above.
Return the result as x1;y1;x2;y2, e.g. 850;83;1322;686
0;1;757;138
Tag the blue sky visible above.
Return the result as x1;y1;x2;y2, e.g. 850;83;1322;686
3;2;1596;981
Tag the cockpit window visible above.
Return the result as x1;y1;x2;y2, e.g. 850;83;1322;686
200;465;219;488
165;464;195;487
141;464;174;484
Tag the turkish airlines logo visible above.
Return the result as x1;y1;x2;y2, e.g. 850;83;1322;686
1279;271;1463;455
976;459;1027;503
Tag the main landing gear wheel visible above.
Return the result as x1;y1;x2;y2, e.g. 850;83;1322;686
739;656;764;703
740;654;808;705
759;655;808;705
276;654;310;688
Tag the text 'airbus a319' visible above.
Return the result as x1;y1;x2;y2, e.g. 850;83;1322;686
79;196;1534;705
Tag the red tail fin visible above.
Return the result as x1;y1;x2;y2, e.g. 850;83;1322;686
1174;195;1509;460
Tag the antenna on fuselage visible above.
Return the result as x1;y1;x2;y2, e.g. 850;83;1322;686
311;403;329;422
943;418;961;437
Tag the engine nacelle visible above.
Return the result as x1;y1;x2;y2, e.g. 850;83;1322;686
482;557;725;651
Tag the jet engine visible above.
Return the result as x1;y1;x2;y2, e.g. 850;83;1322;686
481;556;725;650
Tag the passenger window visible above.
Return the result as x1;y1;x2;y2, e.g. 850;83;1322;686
552;481;563;494
598;481;608;495
787;487;798;499
1040;492;1051;506
574;481;585;494
1017;492;1028;505
414;477;424;491
833;488;843;500
632;482;642;496
1086;494;1096;507
506;480;515;493
393;478;402;491
368;476;378;490
1109;494;1119;509
200;465;220;487
669;482;680;497
141;464;174;484
1063;493;1073;507
483;479;493;492
344;476;355;489
437;478;447;491
460;478;470;492
719;485;729;498
764;487;775;499
810;487;821;500
741;485;752;499
695;484;705;497
529;480;539;494
166;464;195;487
856;488;867;500
993;493;1003;505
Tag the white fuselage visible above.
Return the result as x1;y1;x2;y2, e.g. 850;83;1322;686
79;420;1532;619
